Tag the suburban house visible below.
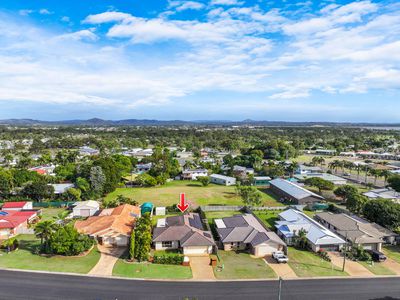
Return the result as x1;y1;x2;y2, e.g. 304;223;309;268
215;213;286;257
79;146;100;156
29;164;56;176
315;149;336;156
269;178;324;205
0;205;38;238
363;188;400;203
210;174;236;186
72;200;100;217
136;163;152;173
233;165;254;177
275;209;346;252
75;204;141;247
182;169;208;180
2;201;33;211
294;173;347;185
296;165;323;175
253;176;271;186
315;212;398;251
50;183;75;195
153;213;215;255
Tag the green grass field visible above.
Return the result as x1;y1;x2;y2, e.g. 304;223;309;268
252;210;281;229
40;208;69;221
0;235;100;274
214;251;276;279
113;260;192;279
383;245;400;264
288;247;347;277
359;261;395;275
105;180;283;208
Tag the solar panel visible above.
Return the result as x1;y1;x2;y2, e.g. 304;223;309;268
0;211;9;216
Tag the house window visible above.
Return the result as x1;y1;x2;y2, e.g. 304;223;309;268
162;241;173;248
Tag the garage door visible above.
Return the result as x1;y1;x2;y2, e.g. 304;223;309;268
80;209;91;217
183;246;209;255
362;244;374;250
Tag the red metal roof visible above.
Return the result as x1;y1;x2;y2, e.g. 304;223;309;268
0;210;37;228
2;202;28;209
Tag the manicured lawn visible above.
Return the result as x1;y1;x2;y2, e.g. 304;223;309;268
359;261;396;275
40;208;69;221
383;245;400;264
214;251;276;279
0;235;100;274
288;247;347;277
252;210;281;229
105;180;283;208
113;260;192;279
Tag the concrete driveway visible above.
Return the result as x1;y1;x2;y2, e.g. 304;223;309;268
382;257;400;275
89;244;126;276
189;256;215;280
329;252;374;276
264;256;297;278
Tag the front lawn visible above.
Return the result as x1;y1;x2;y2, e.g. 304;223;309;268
0;235;100;274
213;251;276;279
359;261;396;275
252;210;281;229
40;208;69;221
288;247;347;277
383;245;400;264
105;180;283;208
113;260;192;279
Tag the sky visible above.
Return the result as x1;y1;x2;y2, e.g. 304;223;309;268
0;0;399;122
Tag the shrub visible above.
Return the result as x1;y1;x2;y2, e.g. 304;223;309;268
153;254;184;265
316;250;331;262
48;224;94;256
1;238;19;252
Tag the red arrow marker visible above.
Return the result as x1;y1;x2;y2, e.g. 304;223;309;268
177;193;189;213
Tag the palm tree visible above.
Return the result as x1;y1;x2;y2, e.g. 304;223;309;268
381;170;391;186
34;220;57;252
286;161;299;178
363;165;370;185
370;169;382;186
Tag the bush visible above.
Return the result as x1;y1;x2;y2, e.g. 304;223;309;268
345;246;371;261
153;253;184;265
1;238;19;252
48;224;94;256
316;250;331;262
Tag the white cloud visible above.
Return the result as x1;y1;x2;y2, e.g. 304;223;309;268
39;9;53;15
169;1;205;12
19;9;33;16
57;29;98;42
210;0;243;6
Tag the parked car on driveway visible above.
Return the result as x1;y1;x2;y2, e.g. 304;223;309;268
366;250;387;262
272;251;289;263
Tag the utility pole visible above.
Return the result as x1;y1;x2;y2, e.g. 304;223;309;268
342;232;348;272
278;276;282;300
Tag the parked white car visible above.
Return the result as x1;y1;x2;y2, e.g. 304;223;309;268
272;251;289;263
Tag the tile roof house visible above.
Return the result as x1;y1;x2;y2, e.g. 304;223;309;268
315;212;398;251
153;213;215;255
215;213;286;257
276;209;346;252
75;204;141;247
363;188;400;203
0;210;38;238
270;178;324;205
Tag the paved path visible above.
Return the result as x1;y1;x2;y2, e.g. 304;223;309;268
189;256;215;280
264;256;298;279
88;245;126;276
382;257;400;275
329;252;374;277
1;269;400;300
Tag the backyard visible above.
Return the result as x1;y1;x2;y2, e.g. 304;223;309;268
105;180;283;208
113;260;192;279
39;208;69;221
0;234;100;274
288;247;348;277
252;210;281;229
213;250;276;279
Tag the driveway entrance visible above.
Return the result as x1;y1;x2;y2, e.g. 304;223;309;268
189;256;215;280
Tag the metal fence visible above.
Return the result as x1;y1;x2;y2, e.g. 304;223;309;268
200;205;287;212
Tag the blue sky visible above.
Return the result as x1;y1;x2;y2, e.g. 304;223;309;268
0;0;399;122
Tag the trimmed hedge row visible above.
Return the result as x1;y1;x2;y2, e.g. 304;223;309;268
153;254;184;265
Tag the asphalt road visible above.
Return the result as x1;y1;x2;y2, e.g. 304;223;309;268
0;270;399;300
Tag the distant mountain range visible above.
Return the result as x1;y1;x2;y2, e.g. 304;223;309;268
0;118;399;127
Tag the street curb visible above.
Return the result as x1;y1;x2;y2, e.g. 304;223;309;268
1;267;400;283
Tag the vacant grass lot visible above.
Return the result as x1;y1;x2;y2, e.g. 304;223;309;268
383;245;400;264
288;247;347;277
113;260;192;279
359;261;395;275
252;210;281;229
105;181;283;208
0;235;100;274
214;251;276;279
40;208;69;221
